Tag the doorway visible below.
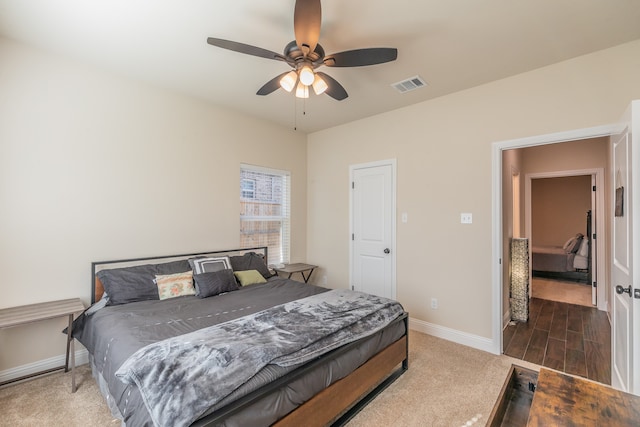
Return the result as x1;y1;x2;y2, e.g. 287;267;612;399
527;172;601;308
490;124;616;355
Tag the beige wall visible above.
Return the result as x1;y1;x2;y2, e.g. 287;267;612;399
531;176;592;246
307;40;640;340
0;38;307;371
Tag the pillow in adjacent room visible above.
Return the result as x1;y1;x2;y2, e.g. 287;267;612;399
155;271;195;300
189;256;231;275
193;269;238;298
229;252;274;278
577;238;589;258
563;234;583;254
234;269;268;286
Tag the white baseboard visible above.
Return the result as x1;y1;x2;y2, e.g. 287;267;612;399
409;317;497;354
503;310;512;329
0;349;89;385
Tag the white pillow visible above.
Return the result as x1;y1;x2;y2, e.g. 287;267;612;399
577;238;589;257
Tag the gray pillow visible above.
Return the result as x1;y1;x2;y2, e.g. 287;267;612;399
229;252;273;279
193;269;238;298
97;259;192;306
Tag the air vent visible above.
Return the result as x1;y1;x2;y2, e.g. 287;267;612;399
391;75;427;93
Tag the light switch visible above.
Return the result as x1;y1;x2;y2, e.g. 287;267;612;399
461;213;473;224
401;212;408;223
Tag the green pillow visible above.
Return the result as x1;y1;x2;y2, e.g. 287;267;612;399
234;269;267;286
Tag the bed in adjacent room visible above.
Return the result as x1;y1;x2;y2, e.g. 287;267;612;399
70;247;408;427
531;210;592;284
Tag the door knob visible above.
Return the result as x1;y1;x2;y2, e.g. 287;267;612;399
616;285;632;296
384;248;390;254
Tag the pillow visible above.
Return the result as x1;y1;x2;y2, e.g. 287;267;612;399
96;259;192;306
234;269;267;286
193;269;238;298
97;264;159;305
155;271;195;300
563;235;583;254
189;256;231;275
229;252;273;278
577;238;589;258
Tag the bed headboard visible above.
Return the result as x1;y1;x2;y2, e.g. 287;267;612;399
91;246;268;304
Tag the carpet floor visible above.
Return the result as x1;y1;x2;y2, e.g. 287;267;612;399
0;331;539;427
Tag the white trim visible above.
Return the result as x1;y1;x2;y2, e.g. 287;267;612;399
349;159;397;300
410;317;495;354
492;123;617;356
239;163;291;177
503;309;512;329
524;168;607;311
0;349;89;385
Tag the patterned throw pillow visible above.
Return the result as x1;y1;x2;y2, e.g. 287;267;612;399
188;256;231;275
155;271;195;300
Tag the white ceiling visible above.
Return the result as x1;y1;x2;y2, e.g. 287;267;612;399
2;0;640;133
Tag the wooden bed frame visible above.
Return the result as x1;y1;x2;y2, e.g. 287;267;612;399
532;210;592;284
89;247;409;427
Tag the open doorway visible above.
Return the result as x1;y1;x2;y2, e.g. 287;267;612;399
500;137;611;384
529;174;595;308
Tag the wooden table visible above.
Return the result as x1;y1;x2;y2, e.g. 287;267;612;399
0;298;85;392
273;263;318;283
528;368;640;426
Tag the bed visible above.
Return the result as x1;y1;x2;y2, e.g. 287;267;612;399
70;247;408;427
531;210;592;284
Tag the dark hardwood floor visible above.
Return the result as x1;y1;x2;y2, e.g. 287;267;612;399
503;297;611;385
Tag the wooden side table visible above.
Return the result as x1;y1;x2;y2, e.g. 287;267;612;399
0;298;85;392
273;263;318;283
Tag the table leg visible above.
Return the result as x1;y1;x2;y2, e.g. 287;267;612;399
66;313;77;393
301;268;315;283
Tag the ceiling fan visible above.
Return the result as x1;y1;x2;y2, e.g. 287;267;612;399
207;0;397;101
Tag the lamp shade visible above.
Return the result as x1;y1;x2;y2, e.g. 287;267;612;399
279;71;298;92
295;81;309;98
312;74;328;95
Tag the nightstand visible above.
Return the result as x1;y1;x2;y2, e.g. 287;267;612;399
273;263;318;283
0;298;85;392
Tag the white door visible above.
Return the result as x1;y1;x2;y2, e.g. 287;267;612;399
612;100;640;394
351;161;395;299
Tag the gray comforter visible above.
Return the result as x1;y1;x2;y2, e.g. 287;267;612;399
115;289;403;427
73;279;405;427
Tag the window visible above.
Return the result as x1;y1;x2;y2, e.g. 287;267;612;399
241;178;256;199
240;164;290;265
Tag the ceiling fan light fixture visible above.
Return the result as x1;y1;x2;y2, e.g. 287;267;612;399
299;65;315;86
312;74;328;95
295;81;309;98
279;70;298;92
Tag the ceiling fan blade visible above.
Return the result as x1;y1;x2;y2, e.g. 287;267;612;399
294;0;321;56
257;72;290;96
207;37;289;63
316;72;348;101
324;48;398;67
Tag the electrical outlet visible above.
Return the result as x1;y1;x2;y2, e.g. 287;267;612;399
461;213;473;224
431;298;438;309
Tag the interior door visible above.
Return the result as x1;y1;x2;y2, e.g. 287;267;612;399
612;100;640;394
351;162;395;299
